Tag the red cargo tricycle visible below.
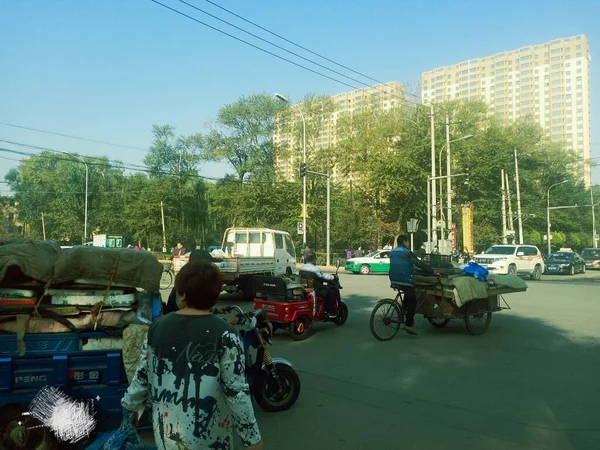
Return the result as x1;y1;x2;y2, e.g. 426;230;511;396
253;262;348;341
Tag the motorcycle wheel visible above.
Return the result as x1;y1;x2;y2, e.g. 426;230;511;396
290;316;311;341
0;405;58;450
254;363;301;412
334;302;348;326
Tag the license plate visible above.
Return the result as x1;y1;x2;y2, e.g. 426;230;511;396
548;266;558;270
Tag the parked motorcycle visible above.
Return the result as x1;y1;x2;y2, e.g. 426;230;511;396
224;305;301;412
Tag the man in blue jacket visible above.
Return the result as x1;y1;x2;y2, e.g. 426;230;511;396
389;235;436;336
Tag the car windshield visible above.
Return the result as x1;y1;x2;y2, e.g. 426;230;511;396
581;249;600;259
484;246;516;255
547;252;574;261
365;251;379;258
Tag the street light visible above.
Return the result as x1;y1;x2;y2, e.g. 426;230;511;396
546;180;569;256
275;93;307;246
62;152;88;245
438;134;473;241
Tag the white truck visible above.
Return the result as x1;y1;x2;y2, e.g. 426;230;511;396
172;228;297;300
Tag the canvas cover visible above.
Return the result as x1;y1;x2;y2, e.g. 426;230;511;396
0;238;62;285
0;239;163;293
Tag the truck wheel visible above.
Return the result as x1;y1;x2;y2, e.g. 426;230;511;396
0;404;58;450
508;264;517;276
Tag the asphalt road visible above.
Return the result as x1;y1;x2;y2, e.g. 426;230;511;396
154;270;600;450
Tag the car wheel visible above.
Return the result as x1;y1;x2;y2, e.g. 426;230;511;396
508;264;517;276
569;265;575;276
530;265;542;281
359;264;371;275
582;265;586;274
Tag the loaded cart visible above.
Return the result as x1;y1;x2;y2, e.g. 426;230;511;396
0;238;163;449
369;267;528;340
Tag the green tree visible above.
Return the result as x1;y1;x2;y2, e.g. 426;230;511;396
201;93;287;182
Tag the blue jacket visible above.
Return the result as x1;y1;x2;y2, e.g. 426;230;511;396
389;244;414;287
389;244;434;287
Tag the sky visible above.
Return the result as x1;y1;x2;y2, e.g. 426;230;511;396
1;0;599;192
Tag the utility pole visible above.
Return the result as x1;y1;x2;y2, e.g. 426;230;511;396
445;114;452;244
41;212;46;241
505;171;514;242
514;148;524;244
160;201;167;253
430;104;437;250
326;174;331;267
591;187;597;248
501;169;508;244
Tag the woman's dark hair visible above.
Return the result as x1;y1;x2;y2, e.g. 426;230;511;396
175;260;222;310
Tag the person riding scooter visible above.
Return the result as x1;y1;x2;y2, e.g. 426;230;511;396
299;250;338;317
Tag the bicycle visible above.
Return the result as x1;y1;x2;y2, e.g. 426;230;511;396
160;264;174;290
369;288;406;341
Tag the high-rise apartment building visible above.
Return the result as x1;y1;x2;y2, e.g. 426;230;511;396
274;82;404;181
421;34;592;186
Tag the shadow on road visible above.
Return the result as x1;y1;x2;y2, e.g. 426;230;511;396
251;292;600;450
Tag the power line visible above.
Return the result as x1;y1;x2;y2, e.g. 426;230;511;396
149;0;419;108
200;0;423;103
0;139;149;170
175;0;418;107
0;121;148;152
0;146;300;185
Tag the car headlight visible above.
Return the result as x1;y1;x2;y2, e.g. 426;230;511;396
560;264;570;268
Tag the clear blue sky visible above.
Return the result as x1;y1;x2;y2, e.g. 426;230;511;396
1;0;599;187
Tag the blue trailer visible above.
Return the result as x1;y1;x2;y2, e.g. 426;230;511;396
0;241;164;449
0;296;161;449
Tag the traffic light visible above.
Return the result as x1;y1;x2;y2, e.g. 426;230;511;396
464;167;471;185
299;163;307;178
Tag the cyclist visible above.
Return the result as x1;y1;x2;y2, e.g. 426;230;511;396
389;235;436;336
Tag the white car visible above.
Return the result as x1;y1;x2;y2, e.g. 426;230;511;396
345;250;391;275
473;245;544;280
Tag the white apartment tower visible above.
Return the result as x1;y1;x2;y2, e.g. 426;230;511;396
274;82;405;181
421;34;592;186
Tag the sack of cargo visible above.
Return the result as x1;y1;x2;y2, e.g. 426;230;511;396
0;238;61;285
53;247;163;293
0;310;138;333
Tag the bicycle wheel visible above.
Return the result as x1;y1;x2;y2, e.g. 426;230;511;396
370;298;403;341
160;270;174;290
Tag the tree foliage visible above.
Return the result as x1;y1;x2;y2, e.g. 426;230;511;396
3;94;598;255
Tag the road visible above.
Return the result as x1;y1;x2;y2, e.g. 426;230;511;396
153;271;600;450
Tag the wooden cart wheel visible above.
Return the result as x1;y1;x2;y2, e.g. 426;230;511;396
370;298;402;341
427;317;450;328
464;302;492;335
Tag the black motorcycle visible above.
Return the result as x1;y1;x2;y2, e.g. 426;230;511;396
224;305;301;412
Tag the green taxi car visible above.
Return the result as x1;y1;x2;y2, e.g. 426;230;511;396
345;250;391;275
